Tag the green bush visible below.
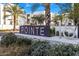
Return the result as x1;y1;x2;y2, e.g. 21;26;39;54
1;32;17;46
49;44;77;56
31;41;51;56
52;27;55;36
15;38;32;46
48;28;55;37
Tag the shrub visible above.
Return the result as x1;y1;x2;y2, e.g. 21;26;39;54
52;27;55;36
31;41;51;56
1;32;17;46
49;44;77;56
15;38;32;46
48;28;55;37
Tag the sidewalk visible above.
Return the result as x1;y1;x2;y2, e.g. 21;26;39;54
0;33;79;45
15;33;79;45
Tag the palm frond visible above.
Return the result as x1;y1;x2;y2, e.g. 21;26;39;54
19;14;27;19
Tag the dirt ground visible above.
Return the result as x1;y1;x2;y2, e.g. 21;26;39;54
0;45;31;56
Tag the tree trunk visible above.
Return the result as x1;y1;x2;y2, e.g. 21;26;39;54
27;14;30;24
4;6;6;24
13;15;16;31
44;3;50;26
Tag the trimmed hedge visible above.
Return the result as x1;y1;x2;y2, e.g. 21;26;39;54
49;44;77;56
16;38;32;46
1;32;32;47
1;32;17;46
31;41;51;56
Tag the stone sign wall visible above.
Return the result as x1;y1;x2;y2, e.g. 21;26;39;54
20;25;50;37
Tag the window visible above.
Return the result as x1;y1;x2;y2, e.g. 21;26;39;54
8;19;12;25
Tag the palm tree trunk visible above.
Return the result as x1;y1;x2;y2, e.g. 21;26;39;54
4;6;6;24
44;3;50;26
13;15;16;31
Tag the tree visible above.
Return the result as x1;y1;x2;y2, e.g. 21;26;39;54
53;15;62;26
68;3;79;26
56;3;72;25
74;3;79;25
3;4;6;25
31;3;50;26
4;3;26;31
31;14;45;25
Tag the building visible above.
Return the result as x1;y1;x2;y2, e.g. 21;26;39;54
0;3;27;30
50;12;74;26
50;13;59;26
0;3;75;30
62;13;74;26
26;11;46;25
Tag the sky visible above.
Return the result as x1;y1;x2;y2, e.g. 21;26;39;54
18;3;61;14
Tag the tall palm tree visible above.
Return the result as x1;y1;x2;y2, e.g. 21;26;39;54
4;3;26;31
44;3;50;26
31;3;50;26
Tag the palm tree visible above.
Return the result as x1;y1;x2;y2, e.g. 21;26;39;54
68;3;79;26
31;14;45;25
56;3;72;25
73;3;79;25
3;4;6;25
31;3;50;26
53;15;62;26
44;3;50;26
4;3;26;31
31;3;72;26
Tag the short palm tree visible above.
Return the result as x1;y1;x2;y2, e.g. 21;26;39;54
56;3;72;25
31;14;45;25
53;15;62;25
4;3;26;31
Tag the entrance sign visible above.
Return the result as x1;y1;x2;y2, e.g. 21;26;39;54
20;25;50;37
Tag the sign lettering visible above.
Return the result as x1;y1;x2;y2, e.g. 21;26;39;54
20;25;49;37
